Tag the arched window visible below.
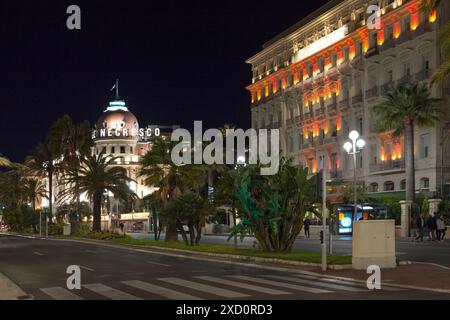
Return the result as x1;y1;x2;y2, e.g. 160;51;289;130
384;181;395;191
369;183;379;193
400;180;406;190
420;178;430;190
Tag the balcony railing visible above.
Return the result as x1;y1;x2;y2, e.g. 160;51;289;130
339;98;350;110
398;74;412;85
314;108;324;117
365;86;379;99
365;46;379;59
352;92;363;105
381;82;394;95
330;170;343;179
370;159;405;173
415;69;430;82
327;104;337;114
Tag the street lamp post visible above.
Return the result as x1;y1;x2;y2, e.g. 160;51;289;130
344;131;366;221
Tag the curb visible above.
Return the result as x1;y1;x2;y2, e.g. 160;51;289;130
3;233;352;270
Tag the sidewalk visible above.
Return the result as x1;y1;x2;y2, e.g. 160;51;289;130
0;272;29;300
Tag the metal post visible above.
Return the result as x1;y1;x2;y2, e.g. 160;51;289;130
353;140;358;221
321;169;327;272
39;211;42;237
46;216;48;238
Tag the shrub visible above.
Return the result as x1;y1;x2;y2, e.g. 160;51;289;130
48;224;64;236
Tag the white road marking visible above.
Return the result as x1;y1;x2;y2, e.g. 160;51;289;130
411;261;450;270
33;252;44;256
83;283;142;300
292;274;404;292
261;275;367;292
122;280;203;300
195;276;290;295
158;277;250;298
147;261;171;267
228;275;332;294
40;287;84;300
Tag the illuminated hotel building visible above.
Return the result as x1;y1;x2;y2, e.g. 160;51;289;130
247;0;450;200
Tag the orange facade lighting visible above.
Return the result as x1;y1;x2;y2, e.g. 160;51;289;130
393;22;401;39
293;72;299;85
378;29;385;46
272;79;277;94
411;12;419;30
336;114;342;131
429;9;437;23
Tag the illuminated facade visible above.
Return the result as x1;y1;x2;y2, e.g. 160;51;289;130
248;0;450;199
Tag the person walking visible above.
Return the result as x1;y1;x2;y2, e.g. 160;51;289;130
119;222;125;234
415;215;424;242
437;215;447;242
304;217;311;239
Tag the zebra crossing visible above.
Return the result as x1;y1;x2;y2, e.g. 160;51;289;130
37;273;405;300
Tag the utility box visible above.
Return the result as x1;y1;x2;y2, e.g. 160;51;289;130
352;220;396;270
63;224;71;236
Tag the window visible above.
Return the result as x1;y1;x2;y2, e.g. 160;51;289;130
130;147;134;154
384;181;395;191
386;24;393;40
401;180;406;190
404;63;411;76
359;118;364;135
111;146;115;154
120;146;126;154
404;15;411;32
420;178;430;190
369;183;379;193
420;134;430;158
343;47;350;62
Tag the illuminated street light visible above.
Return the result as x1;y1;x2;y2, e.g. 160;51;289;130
343;130;366;221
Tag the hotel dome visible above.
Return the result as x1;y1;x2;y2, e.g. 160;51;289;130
94;100;139;141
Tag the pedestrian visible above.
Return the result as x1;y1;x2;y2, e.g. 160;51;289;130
119;222;125;234
415;215;424;242
427;214;437;241
304;217;311;239
436;215;447;242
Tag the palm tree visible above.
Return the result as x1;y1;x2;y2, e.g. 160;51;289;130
0;171;27;231
420;0;440;14
139;138;206;241
23;178;47;213
25;142;61;221
432;22;450;83
374;83;441;204
53;115;93;227
0;155;11;167
62;153;136;232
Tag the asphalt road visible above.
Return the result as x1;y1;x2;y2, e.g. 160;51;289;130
130;233;450;268
0;234;449;300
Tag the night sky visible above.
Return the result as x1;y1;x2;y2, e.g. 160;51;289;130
0;0;331;162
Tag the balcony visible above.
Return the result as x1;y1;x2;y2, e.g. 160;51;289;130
398;74;413;85
381;82;394;95
314;108;324;117
365;86;379;100
415;69;430;82
365;46;379;59
330;170;343;179
352;92;363;105
397;30;414;45
380;38;396;52
327;103;337;114
323;136;338;145
339;98;350;111
351;55;364;71
304;112;312;120
370;159;405;173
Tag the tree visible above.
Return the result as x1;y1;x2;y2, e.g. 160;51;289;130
159;193;209;246
61;153;136;232
0;155;11;167
139;138;206;242
230;159;316;252
53;115;93;230
0;171;27;231
26;142;61;223
374;83;441;204
432;22;450;84
23;178;47;213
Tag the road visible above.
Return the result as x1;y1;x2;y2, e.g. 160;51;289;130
130;233;450;268
0;234;449;300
